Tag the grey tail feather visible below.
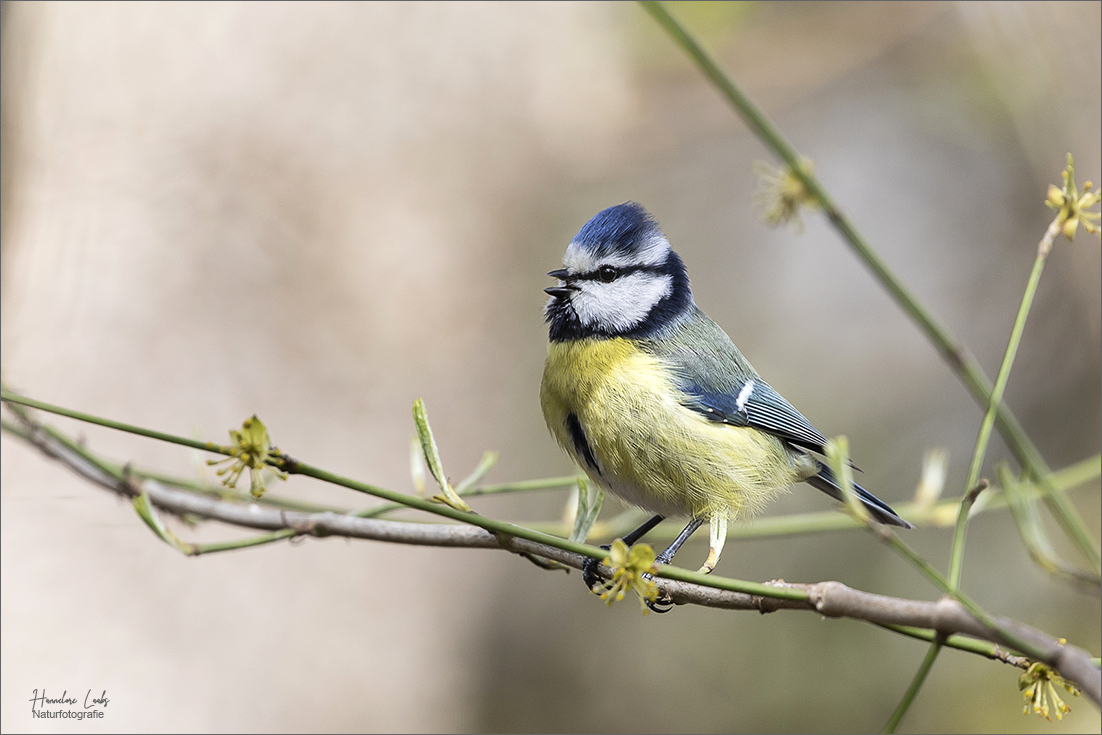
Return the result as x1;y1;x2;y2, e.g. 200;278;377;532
808;465;914;529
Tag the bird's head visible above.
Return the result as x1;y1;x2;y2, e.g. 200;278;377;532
545;202;693;341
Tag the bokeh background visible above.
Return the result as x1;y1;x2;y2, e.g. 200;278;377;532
1;2;1099;732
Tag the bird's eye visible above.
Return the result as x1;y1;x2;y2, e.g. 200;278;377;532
597;265;619;283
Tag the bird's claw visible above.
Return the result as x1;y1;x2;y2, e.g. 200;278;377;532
642;570;674;613
587;556;675;612
646;589;674;614
582;544;612;591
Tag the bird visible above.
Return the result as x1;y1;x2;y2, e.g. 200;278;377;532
539;202;912;609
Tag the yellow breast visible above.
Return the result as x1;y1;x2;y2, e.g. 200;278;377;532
540;338;800;519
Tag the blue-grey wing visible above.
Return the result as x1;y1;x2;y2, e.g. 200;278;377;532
679;375;910;526
639;307;829;453
680;378;829;454
640;308;913;526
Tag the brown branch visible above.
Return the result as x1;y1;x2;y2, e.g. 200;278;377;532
5;406;1100;706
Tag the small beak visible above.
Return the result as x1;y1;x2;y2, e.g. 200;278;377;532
545;268;577;298
544;285;578;297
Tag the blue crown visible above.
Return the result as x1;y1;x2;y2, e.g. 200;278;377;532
573;202;662;257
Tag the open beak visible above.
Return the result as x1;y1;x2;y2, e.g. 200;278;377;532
544;269;578;298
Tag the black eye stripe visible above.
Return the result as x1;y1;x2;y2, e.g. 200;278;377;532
573;264;661;281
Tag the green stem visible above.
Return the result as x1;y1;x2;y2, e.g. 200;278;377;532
875;623;1025;665
946;483;986;591
951;224;1057;587
2;405;127;480
964;230;1052;493
281;459;595;552
883;531;959;596
638;0;1098;570
0;415;352;515
999;464;1101;590
1;390;233;455
883;640;943;733
192;529;296;555
191;476;585;557
466;476;579;494
637;2;800;169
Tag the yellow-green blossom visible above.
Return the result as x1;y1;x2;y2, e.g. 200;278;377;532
598;539;659;613
207;415;286;498
1018;661;1080;721
1045;153;1101;242
752;157;820;231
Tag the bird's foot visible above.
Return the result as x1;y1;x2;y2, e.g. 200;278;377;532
582;544;611;591
585;544;673;612
644;574;674;614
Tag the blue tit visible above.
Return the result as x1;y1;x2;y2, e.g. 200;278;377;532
540;202;912;598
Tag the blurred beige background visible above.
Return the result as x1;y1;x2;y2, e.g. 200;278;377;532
1;2;1098;732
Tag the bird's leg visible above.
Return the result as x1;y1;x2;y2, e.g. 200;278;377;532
646;516;707;613
582;513;664;591
621;513;667;546
653;517;705;565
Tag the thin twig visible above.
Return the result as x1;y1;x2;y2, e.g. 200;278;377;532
6;404;1099;706
953;218;1063;587
0;389;234;455
883;638;943;733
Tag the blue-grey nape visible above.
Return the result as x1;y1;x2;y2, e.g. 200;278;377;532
573;202;663;256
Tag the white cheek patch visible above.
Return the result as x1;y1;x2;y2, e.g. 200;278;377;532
562;234;671;273
571;272;672;331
